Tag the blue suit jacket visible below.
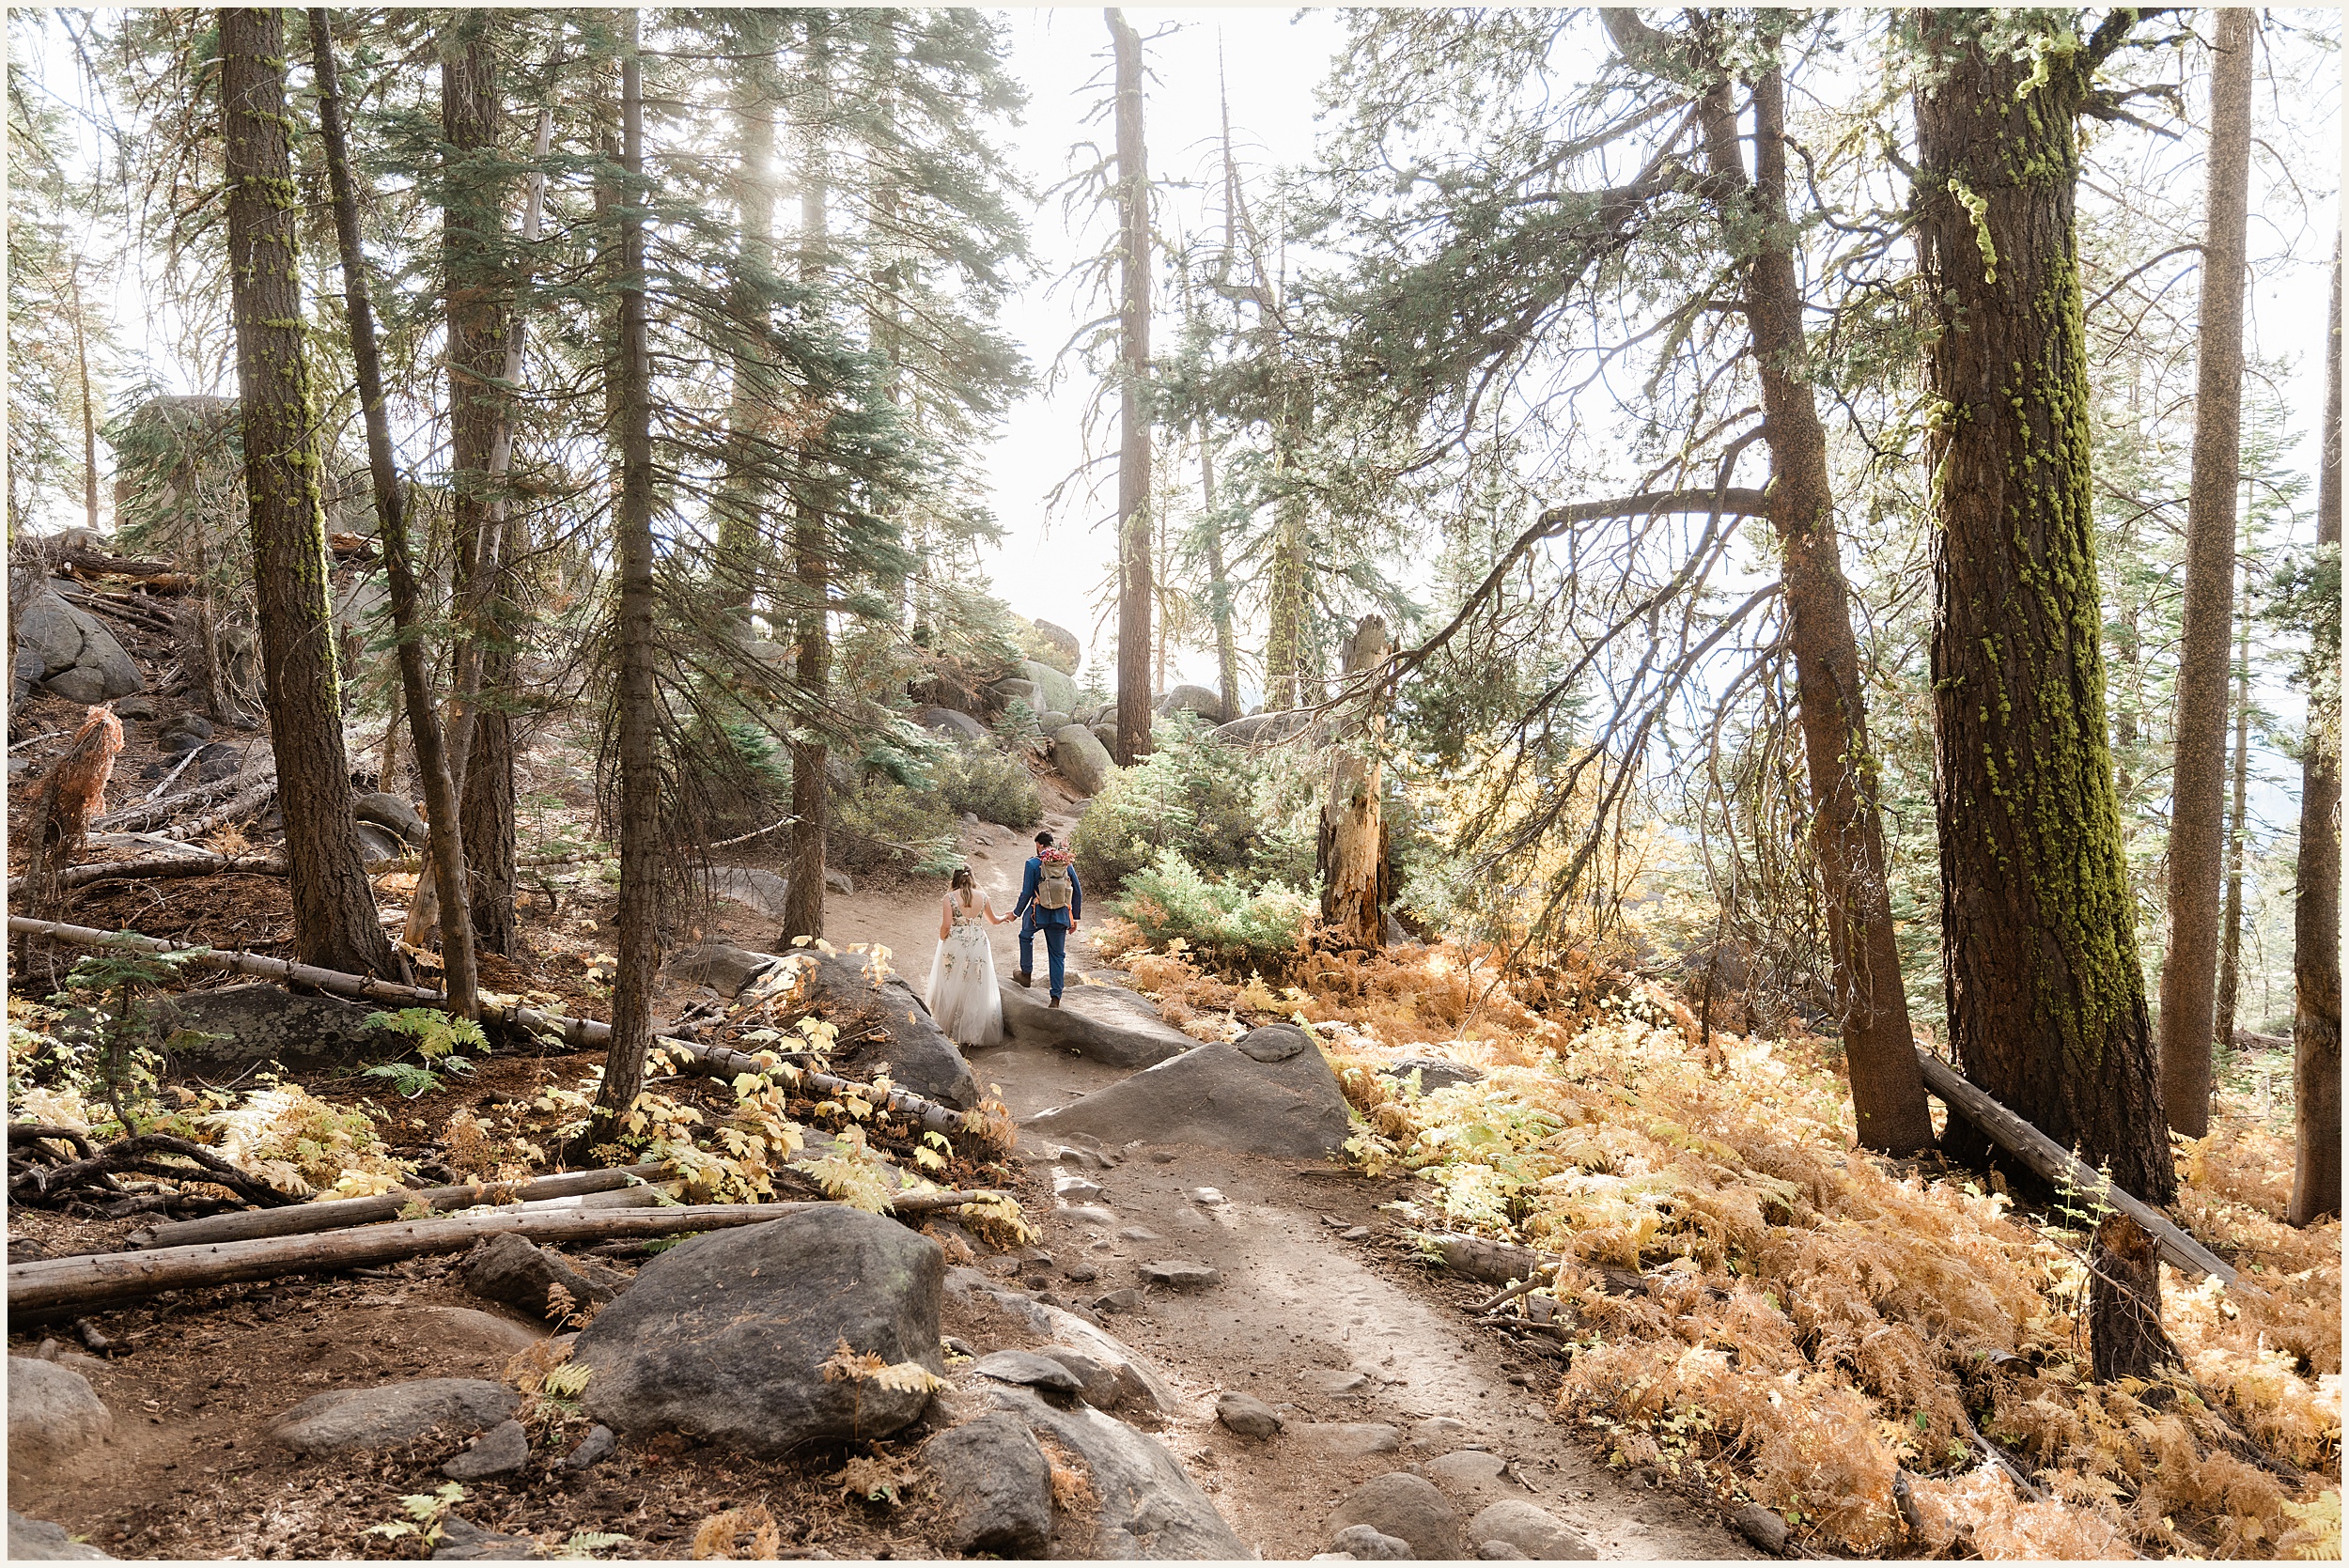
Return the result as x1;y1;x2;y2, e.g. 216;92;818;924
1012;856;1082;927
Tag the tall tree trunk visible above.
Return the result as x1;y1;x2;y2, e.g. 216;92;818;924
781;23;833;944
2289;246;2342;1227
1199;431;1240;722
218;7;402;981
1319;614;1391;950
309;8;477;1019
2213;585;2252;1053
1914;10;2172;1203
70;261;99;534
589;14;659;1150
1264;499;1310;710
1713;63;1933;1153
2157;7;2256;1137
1109;7;1154;766
438;17;519;957
719;34;776;624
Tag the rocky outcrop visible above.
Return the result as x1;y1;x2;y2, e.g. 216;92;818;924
984;1383;1250;1559
148;984;397;1077
460;1234;618;1320
1155;684;1227;724
13;589;143;706
8;1358;112;1469
702;866;792;921
1211;708;1328;749
1328;1473;1466;1560
1023;1024;1350;1158
572;1207;944;1455
8;1510;113;1560
1021;660;1081;715
919;706;989;743
924;1414;1055;1555
1032;619;1082;674
668;940;782;996
999;976;1196;1069
792;945;979;1108
270;1378;518;1454
1050;723;1114;796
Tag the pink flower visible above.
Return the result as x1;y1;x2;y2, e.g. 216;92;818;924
1038;846;1074;866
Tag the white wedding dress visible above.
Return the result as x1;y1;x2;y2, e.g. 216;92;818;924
926;893;1004;1048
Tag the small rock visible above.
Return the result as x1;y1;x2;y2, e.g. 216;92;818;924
1054;1172;1106;1202
1477;1543;1532;1560
973;1349;1084;1396
1468;1500;1595;1560
461;1233;614;1319
271;1378;517;1454
1332;1525;1412;1560
1149;1149;1178;1163
1060;1204;1119;1229
1190;1187;1225;1205
1033;1346;1120;1408
1328;1473;1466;1561
8;1509;114;1560
1141;1259;1220;1289
1296;1422;1404;1458
1216;1391;1284;1439
154;714;212;755
113;695;157;722
1093;1288;1143;1314
430;1514;539;1560
441;1419;531;1480
1341;1226;1372;1241
1305;1369;1371;1397
191;739;247;783
1407;1416;1472;1452
1425;1449;1507;1489
925;1414;1053;1556
562;1425;616;1471
1117;1226;1160;1242
1063;1261;1100;1283
8;1358;112;1469
824;868;854;894
1733;1503;1789;1555
1378;1057;1486;1093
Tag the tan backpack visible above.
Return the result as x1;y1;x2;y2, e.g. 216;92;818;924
1034;860;1072;911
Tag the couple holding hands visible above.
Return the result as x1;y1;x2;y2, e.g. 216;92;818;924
923;830;1083;1048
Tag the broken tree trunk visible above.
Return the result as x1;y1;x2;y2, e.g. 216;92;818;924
10;1188;1023;1315
2088;1210;2177;1383
7;849;288;897
1913;1048;2242;1287
8;918;979;1141
127;1161;672;1249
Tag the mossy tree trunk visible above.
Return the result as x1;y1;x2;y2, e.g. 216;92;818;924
1914;10;2172;1203
219;7;403;982
2290;247;2341;1227
1318;614;1392;951
2156;6;2255;1137
1701;56;1934;1155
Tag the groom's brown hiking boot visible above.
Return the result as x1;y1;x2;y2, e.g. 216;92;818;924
1012;970;1032;988
1050;996;1062;1008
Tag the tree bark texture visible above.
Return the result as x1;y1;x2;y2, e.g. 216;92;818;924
310;8;478;1019
782;23;833;944
720;34;777;621
1318;615;1392;950
1914;11;2172;1203
1199;434;1242;722
2157;6;2255;1138
2290;247;2342;1227
218;8;401;981
590;19;660;1146
2087;1211;2174;1384
2213;594;2251;1053
1716;62;1933;1154
1110;8;1154;766
440;17;519;957
1263;503;1311;710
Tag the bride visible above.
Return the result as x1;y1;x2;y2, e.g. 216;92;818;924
927;866;1008;1048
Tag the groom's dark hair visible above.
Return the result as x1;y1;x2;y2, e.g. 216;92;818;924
1034;831;1054;847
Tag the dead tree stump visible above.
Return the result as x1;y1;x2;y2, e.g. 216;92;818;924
2089;1211;2177;1383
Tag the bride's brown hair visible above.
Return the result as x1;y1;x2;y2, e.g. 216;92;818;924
950;866;976;893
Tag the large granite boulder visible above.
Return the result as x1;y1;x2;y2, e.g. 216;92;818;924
1022;1025;1350;1159
1050;723;1115;796
1033;620;1082;674
13;589;143;706
1155;685;1227;724
8;1358;112;1469
918;706;989;743
702;866;792;922
1329;1473;1467;1560
352;791;428;846
1021;660;1081;716
8;1510;113;1560
791;945;980;1108
999;976;1195;1069
148;984;399;1077
1211;709;1328;749
924;1414;1054;1555
572;1207;945;1455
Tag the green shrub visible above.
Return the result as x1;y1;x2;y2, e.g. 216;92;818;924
1115;848;1315;970
1072;715;1320;893
827;778;960;877
934;747;1043;830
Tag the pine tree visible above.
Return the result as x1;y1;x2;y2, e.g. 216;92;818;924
1108;7;1155;766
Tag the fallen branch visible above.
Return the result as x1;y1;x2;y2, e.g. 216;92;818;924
141;747;202;802
7;1202;807;1315
10;1131;303;1212
92;768;250;833
8;849;288;897
128;1161;672;1249
1913;1049;2244;1288
708;815;795;849
171;768;279;840
1426;1232;1647;1298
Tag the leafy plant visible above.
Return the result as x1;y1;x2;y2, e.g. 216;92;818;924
992;697;1050;759
1114;848;1315;970
366;1482;468;1545
46;946;211;1135
933;745;1043;828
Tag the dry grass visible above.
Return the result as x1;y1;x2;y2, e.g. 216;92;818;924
1108;937;2342;1560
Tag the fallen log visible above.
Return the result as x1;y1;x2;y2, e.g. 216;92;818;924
7;849;288;897
171;768;279;840
1912;1049;2243;1288
1425;1232;1647;1297
10;1129;303;1211
8;918;986;1143
11;1188;1027;1315
127;1161;672;1249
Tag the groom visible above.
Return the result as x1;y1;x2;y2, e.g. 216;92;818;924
1010;830;1082;1007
